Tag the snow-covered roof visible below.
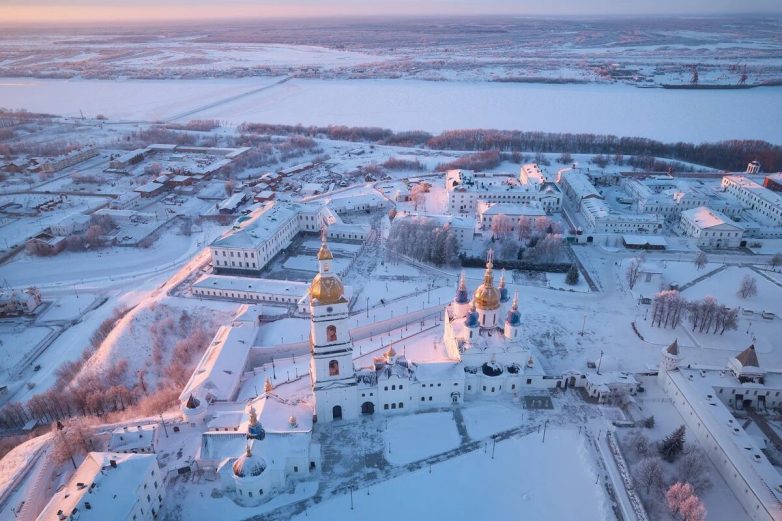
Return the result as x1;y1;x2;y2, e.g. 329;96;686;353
244;393;313;434
681;206;743;230
179;324;257;403
108;424;159;452
37;452;157;521
412;361;464;382
477;201;545;217
193;274;308;297
134;181;165;193
212;202;317;250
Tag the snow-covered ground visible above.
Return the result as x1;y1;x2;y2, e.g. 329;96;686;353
383;411;461;465
288;429;609;521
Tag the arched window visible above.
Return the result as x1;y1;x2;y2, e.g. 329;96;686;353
326;325;337;342
329;360;339;376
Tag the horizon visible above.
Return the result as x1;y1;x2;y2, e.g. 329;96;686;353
2;1;782;26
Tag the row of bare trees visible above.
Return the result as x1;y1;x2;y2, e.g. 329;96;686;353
650;291;738;334
0;307;215;430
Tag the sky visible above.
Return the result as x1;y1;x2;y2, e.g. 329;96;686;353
2;0;781;25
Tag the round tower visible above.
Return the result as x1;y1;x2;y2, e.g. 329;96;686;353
660;339;681;373
498;270;510;304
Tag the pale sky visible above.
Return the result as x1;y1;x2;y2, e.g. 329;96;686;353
2;0;780;24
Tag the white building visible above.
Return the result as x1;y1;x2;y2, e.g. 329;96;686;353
192;274;308;307
36;452;164;521
445;166;562;215
476;201;546;231
680;206;744;248
659;344;782;521
210;202;369;275
721;175;782;226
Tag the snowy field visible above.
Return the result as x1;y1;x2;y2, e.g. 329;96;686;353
384;411;461;465
2;77;780;142
289;429;608;521
682;266;782;314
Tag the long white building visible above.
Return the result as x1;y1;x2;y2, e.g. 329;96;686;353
659;343;782;521
722;175;782;226
210;202;369;274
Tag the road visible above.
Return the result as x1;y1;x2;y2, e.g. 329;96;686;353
165;76;292;122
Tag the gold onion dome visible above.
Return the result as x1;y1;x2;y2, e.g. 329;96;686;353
310;273;344;304
473;250;500;310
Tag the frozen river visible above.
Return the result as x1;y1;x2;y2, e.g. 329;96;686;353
2;77;781;143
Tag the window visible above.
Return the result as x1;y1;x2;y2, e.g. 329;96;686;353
294;466;299;472
391;403;396;409
399;385;403;390
329;360;339;376
384;404;389;410
421;397;425;401
326;325;337;342
399;402;404;408
527;378;532;384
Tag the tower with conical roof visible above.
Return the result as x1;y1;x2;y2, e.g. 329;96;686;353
504;290;522;340
452;271;471;318
473;249;502;328
309;230;358;423
660;339;681;376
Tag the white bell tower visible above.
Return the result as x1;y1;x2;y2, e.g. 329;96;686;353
309;232;358;423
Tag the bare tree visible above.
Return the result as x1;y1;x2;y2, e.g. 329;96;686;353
633;456;665;496
410;184;428;211
651;290;687;328
738;275;758;299
625;429;651;458
626;257;643;289
694;252;708;270
224;179;236;196
490;214;514;239
677;449;712;492
770;253;782;271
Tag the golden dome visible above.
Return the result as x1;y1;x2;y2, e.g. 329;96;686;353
474;282;501;310
310;273;344;304
473;250;500;310
317;241;333;261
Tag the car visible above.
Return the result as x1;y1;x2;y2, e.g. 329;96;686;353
33;364;41;372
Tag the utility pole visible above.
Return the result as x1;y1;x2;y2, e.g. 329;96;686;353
580;314;587;336
542;420;549;443
491;435;497;459
350;485;354;510
597;350;604;375
160;414;169;438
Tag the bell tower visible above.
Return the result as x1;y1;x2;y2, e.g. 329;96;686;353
309;231;358;422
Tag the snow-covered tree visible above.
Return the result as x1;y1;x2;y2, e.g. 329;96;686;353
625;429;651;457
651;290;686;328
490;214;514;239
770;253;782;270
666;482;706;521
659;425;686;462
633;456;665;496
737;275;758;299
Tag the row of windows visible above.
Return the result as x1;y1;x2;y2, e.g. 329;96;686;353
383;402;404;410
195;289;296;303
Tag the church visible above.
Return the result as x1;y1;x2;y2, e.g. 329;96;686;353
308;238;551;423
195;235;567;505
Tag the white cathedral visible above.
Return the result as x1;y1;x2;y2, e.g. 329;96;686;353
308;239;550;423
206;237;562;505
